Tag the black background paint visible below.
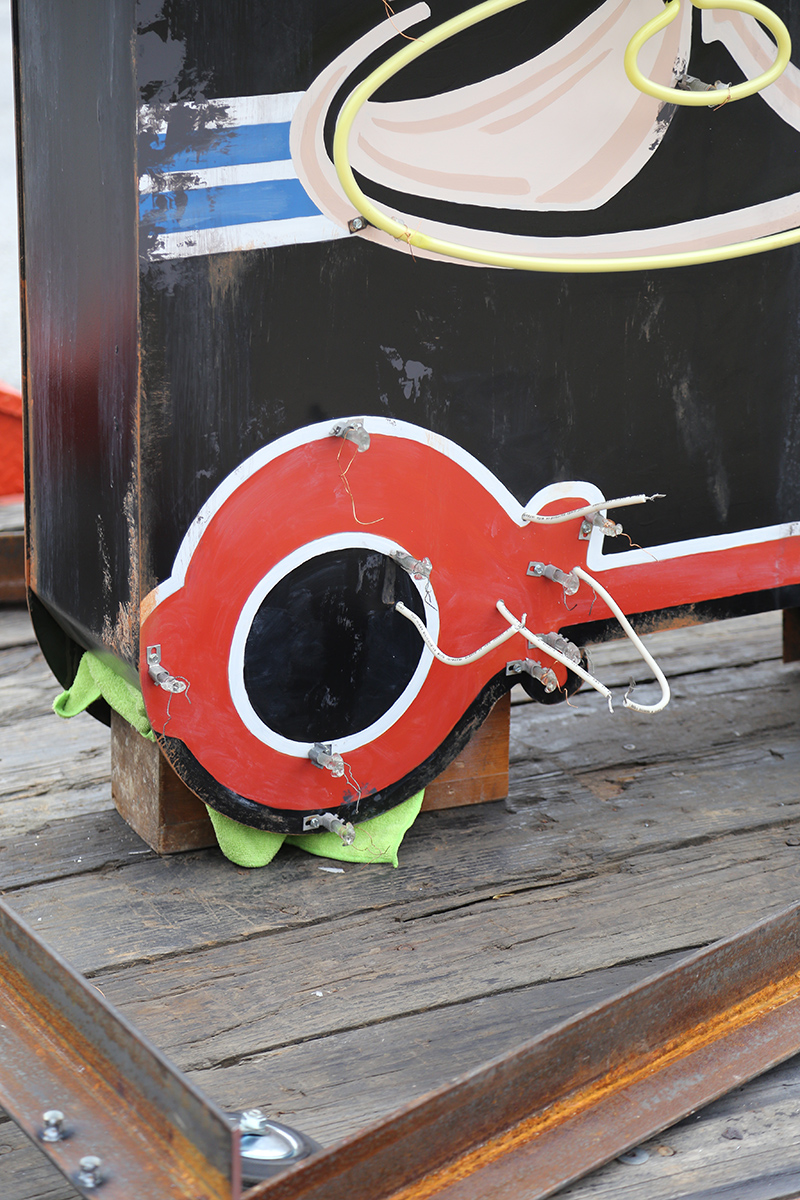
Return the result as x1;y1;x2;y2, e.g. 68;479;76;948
16;0;800;659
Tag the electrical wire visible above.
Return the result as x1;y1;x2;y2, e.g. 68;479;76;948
521;494;664;524
625;0;791;106
572;566;671;713
395;600;520;664
395;598;615;707
332;0;798;272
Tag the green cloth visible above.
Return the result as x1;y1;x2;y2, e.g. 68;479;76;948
54;651;155;741
206;790;425;869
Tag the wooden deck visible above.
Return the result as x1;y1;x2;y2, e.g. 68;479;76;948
2;603;800;1200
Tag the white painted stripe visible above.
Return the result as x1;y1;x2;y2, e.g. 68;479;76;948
139;160;297;194
587;517;800;571
146;213;349;261
139;91;304;139
200;92;304;126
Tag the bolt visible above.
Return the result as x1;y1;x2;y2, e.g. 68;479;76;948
348;215;368;233
618;1146;649;1165
77;1156;103;1189
239;1109;270;1135
41;1111;64;1142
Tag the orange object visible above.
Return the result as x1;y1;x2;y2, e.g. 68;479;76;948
0;383;23;499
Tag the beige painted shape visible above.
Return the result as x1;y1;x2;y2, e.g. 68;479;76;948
290;2;800;267
347;0;691;212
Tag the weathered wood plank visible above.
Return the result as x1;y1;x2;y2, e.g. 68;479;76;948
7;657;799;960
14;827;795;1073
0;810;153;891
1;606;799;1200
188;950;689;1146
0;635;113;838
7;723;800;969
0;604;35;649
0;710;112;837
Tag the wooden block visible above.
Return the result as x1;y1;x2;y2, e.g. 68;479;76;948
783;608;800;663
421;693;510;812
110;711;216;854
110;693;511;852
0;532;25;603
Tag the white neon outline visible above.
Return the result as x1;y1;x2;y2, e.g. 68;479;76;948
147;416;800;620
227;532;439;757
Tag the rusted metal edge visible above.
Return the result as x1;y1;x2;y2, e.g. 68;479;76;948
0;895;240;1199
244;901;800;1200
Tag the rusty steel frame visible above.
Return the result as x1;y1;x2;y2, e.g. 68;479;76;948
0;895;240;1199
2;895;800;1200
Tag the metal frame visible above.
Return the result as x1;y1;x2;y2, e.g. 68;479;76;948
3;893;800;1199
0;896;239;1198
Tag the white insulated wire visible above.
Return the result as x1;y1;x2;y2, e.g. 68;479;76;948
395;599;615;709
396;569;669;714
395;601;521;665
572;566;671;714
521;494;665;525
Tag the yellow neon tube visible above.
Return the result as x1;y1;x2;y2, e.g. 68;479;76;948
332;0;797;273
625;0;791;105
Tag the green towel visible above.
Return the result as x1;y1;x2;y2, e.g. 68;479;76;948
206;790;425;869
54;651;155;741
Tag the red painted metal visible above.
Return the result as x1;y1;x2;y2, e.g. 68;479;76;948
140;427;800;813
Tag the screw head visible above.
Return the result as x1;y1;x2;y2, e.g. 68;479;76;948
348;215;368;233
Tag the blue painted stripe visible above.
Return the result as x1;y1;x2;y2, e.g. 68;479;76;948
139;179;321;234
145;123;292;172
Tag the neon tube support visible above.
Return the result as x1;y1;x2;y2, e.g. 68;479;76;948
625;0;791;105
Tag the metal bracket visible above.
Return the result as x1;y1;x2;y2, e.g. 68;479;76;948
527;562;580;596
330;418;370;452
391;549;432;580
146;645;187;694
538;631;582;663
579;513;623;540
302;811;356;845
307;743;345;778
505;659;558;692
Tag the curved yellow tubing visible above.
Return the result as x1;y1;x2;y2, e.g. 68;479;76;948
332;0;800;272
625;0;791;105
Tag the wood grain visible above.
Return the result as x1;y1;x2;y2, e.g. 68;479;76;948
3;607;800;1200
